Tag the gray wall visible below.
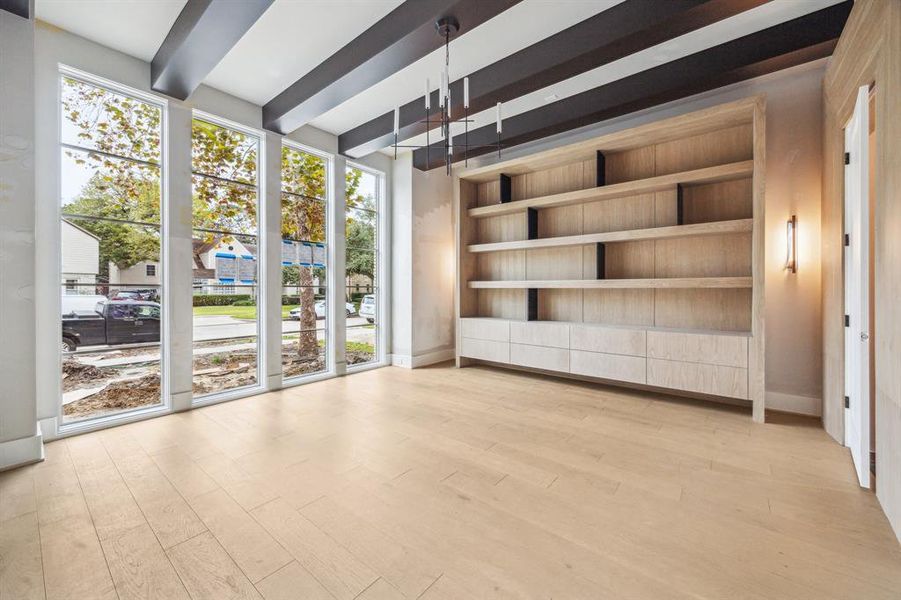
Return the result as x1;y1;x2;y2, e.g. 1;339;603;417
0;6;40;469
391;153;455;367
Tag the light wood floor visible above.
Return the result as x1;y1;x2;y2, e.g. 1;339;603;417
2;364;900;600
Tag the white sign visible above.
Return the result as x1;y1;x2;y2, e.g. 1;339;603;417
281;240;294;265
313;243;326;267
215;254;237;280
238;256;256;281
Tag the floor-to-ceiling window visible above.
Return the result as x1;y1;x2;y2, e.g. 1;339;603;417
281;143;330;380
345;164;383;366
191;116;261;398
59;72;165;423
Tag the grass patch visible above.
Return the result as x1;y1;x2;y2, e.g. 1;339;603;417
193;305;298;320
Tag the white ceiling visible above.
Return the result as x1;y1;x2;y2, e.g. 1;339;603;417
204;0;406;107
36;0;187;62
35;0;844;155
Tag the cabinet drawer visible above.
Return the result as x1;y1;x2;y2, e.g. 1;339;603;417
647;358;748;399
461;338;510;363
511;343;569;371
569;350;646;384
647;330;747;368
460;318;509;342
570;324;646;357
510;321;569;348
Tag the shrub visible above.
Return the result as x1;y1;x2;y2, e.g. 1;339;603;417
233;298;256;306
193;294;252;307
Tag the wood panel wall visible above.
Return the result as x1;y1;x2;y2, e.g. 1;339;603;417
821;0;901;541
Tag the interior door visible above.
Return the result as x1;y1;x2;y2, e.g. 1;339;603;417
843;85;870;488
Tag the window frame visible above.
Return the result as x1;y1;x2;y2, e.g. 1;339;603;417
280;139;335;386
190;110;266;406
345;161;388;372
56;65;171;432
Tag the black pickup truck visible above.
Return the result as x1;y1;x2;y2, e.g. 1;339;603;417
62;300;160;352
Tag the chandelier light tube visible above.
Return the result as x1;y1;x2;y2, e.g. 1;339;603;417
393;16;503;175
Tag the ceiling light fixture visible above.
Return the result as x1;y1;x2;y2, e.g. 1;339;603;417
392;16;503;175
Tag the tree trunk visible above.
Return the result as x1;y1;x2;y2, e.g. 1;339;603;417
294;206;318;360
296;267;318;359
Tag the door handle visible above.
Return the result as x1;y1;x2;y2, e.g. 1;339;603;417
860;332;869;340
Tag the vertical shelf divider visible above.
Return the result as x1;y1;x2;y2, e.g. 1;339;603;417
596;150;606;187
677;183;685;225
527;206;539;320
596;243;606;280
500;174;512;203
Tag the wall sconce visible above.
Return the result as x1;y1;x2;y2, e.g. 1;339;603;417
785;215;797;273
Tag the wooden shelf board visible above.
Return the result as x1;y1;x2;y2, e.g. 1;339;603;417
468;219;752;253
468;160;753;218
468;277;752;290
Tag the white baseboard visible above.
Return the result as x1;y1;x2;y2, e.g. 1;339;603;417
392;348;455;369
766;390;822;417
0;428;44;471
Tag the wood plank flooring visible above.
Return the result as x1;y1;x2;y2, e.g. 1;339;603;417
2;364;900;599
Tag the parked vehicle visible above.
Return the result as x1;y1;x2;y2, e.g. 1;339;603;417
61;294;108;316
359;294;376;323
112;288;159;302
289;300;355;320
62;300;160;352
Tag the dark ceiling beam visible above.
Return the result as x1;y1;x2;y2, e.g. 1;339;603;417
414;0;852;170
340;0;770;158
0;0;29;19
151;0;274;100
262;0;522;135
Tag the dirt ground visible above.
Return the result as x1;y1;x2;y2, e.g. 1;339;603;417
62;347;376;421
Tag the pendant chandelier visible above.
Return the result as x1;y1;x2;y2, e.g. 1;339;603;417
392;16;503;175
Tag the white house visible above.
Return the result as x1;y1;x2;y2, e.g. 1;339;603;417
192;237;258;295
108;260;159;287
60;220;99;294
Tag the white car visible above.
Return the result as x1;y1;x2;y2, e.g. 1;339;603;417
358;294;376;323
289;301;355;320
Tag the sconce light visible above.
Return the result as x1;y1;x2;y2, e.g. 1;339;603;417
785;215;797;273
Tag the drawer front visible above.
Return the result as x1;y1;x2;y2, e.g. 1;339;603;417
460;318;510;342
509;321;569;348
511;343;569;372
647;358;748;399
570;324;646;357
569;350;646;384
461;338;510;364
647;330;748;368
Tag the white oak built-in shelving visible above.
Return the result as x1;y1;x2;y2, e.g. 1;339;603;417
454;96;766;421
467;160;753;218
467;218;753;253
468;277;753;289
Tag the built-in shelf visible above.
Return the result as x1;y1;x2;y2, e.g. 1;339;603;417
467;218;752;253
468;160;753;218
468;277;752;290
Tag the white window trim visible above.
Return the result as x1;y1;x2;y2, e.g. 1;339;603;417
189;110;267;405
345;161;390;371
55;66;171;435
281;139;337;387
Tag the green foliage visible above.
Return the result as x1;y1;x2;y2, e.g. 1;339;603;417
232;298;256;306
192;294;252;307
61;78;163;273
192;119;259;235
